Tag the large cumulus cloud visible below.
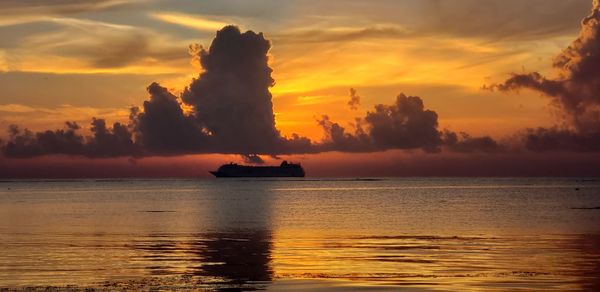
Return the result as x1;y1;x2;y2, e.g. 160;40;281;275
366;94;442;152
132;26;313;156
1;26;315;160
182;26;303;154
491;0;600;152
317;93;501;153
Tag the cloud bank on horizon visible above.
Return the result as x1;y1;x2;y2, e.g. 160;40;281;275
0;25;498;159
2;0;600;161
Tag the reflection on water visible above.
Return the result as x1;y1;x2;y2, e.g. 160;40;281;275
0;178;600;290
573;234;600;291
125;180;275;290
130;231;272;290
197;231;272;285
273;234;600;291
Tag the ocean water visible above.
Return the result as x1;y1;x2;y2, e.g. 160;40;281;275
0;178;599;291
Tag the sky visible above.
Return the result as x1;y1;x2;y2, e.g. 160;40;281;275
1;0;599;177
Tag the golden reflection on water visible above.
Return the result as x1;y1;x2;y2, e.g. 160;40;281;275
272;233;600;291
4;232;598;290
0;178;599;290
1;232;599;291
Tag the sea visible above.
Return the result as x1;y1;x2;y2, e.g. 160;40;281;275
0;178;599;291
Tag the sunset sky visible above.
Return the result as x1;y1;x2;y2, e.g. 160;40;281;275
1;0;600;177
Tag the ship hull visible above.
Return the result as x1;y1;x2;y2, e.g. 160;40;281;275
210;171;304;178
210;163;305;178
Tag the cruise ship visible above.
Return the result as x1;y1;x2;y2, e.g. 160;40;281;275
210;161;305;178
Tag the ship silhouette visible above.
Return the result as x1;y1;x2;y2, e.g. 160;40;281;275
210;161;305;178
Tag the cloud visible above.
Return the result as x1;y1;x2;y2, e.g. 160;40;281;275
1;76;504;158
1;26;317;159
3;122;84;157
490;0;600;152
442;130;504;153
182;25;307;154
0;0;140;27
241;154;265;164
47;18;151;68
272;26;410;43
317;115;372;152
267;0;588;45
521;127;600;152
22;18;187;69
493;1;600;132
420;0;590;40
132;82;206;154
366;94;442;152
347;88;360;110
5;23;585;160
3;26;315;160
2;119;138;158
87;118;139;157
151;12;232;32
318;93;507;154
1;22;549;160
2;18;190;74
0;51;8;72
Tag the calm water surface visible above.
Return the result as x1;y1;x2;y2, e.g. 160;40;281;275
1;178;599;291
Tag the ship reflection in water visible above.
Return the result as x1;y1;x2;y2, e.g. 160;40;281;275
131;231;272;290
193;176;274;290
130;179;275;290
1;178;600;290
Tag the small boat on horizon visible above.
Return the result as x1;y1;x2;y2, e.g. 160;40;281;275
210;161;306;178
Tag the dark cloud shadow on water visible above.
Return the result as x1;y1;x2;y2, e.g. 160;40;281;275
133;180;275;291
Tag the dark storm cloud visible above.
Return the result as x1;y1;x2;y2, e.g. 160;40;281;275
348;88;361;110
490;0;600;152
182;25;279;152
132;82;206;154
521;127;600;152
2;119;139;158
182;25;312;154
365;94;442;153
316;115;372;152
87;118;139;157
318;93;506;154
441;131;504;153
3;122;84;157
493;0;600;132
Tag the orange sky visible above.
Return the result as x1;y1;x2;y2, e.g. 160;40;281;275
1;0;599;177
0;1;590;138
